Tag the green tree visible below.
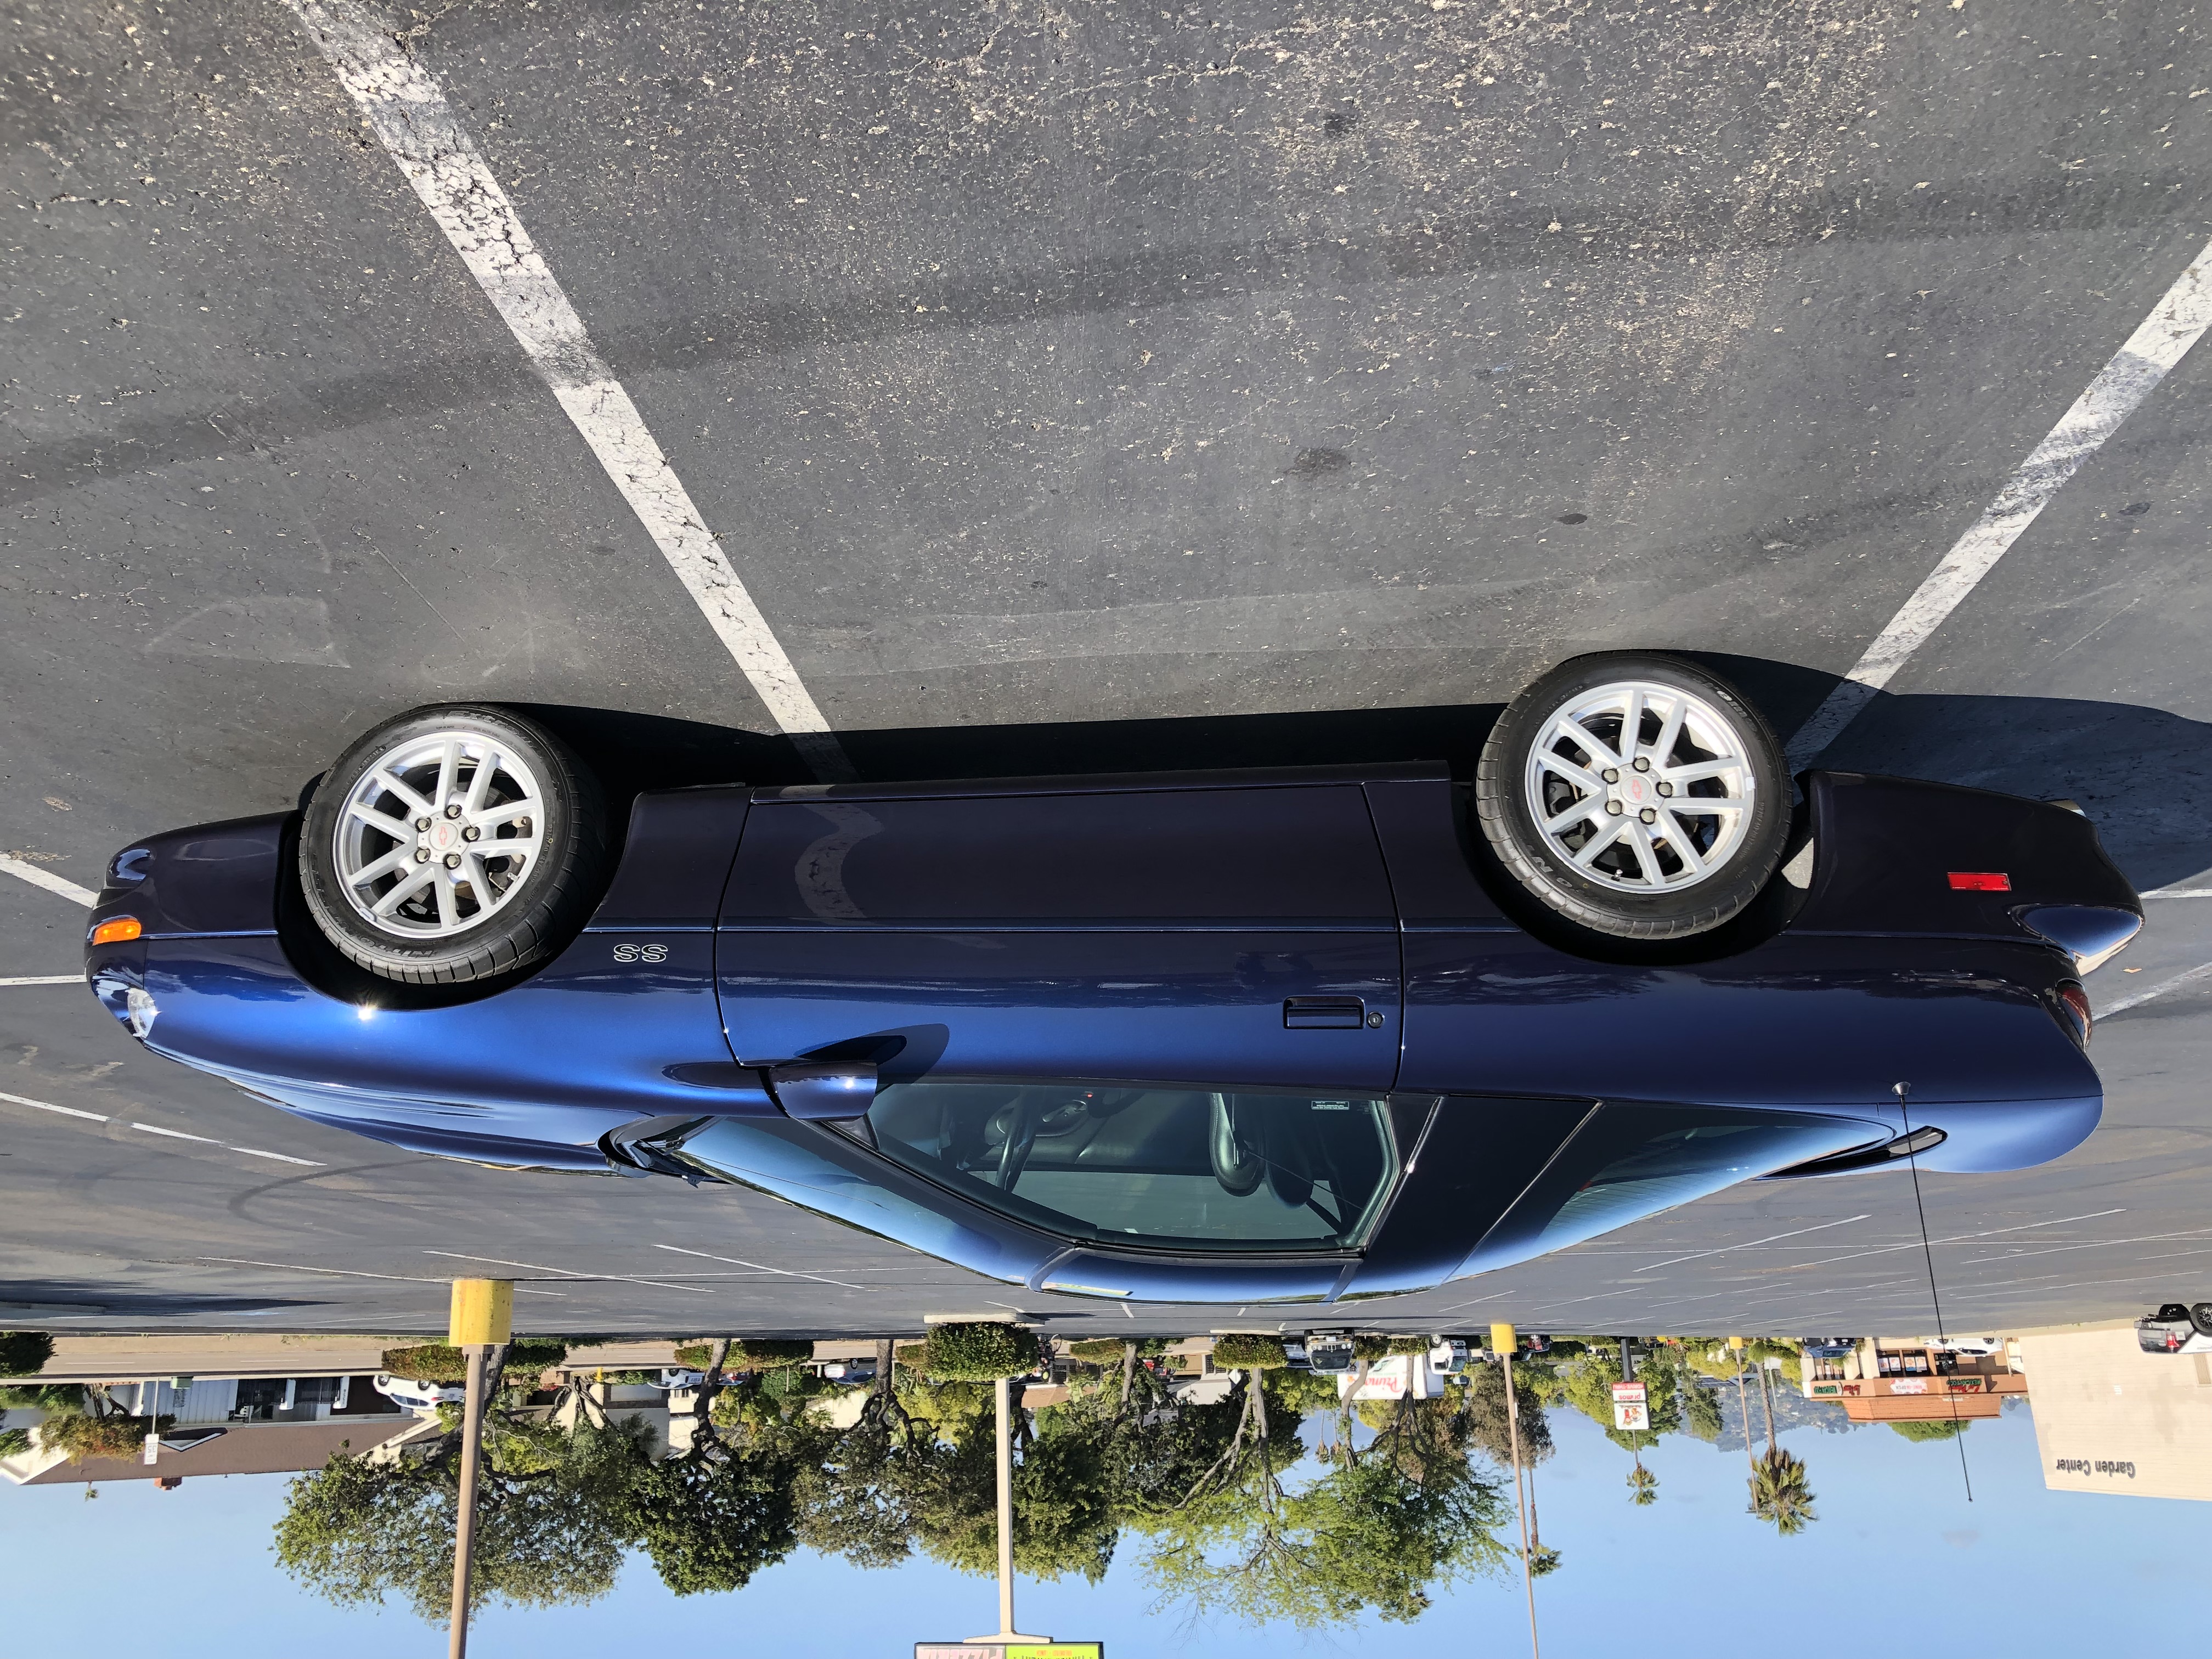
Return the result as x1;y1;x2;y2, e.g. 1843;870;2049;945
1142;1380;1507;1628
274;1414;649;1620
0;1331;54;1377
1459;1359;1554;1471
620;1424;816;1595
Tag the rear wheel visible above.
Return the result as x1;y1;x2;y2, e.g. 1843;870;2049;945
2188;1303;2212;1337
299;705;608;985
1476;652;1790;939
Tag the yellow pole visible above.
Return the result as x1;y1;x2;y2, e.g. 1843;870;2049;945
445;1281;512;1659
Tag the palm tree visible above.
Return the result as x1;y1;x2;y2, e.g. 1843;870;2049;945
1733;1357;1754;1479
1526;1461;1562;1575
1747;1446;1817;1536
1626;1451;1658;1506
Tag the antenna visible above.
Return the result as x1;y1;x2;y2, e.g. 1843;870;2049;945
1895;1082;1973;1502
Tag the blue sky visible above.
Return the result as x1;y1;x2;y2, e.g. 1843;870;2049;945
3;1401;2200;1656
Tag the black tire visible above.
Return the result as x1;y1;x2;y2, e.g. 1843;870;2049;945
1476;652;1790;940
299;705;608;985
2189;1303;2212;1338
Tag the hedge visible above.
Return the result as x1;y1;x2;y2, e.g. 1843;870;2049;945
1387;1336;1433;1356
0;1331;54;1378
672;1339;814;1370
0;1383;82;1412
1350;1334;1391;1362
379;1340;569;1383
1890;1418;1968;1442
1066;1338;1171;1363
1066;1339;1131;1362
1209;1334;1289;1370
915;1323;1042;1381
40;1413;171;1462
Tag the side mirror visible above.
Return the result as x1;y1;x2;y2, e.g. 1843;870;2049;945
769;1062;878;1121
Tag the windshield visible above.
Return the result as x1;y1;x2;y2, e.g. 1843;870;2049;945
864;1079;1400;1251
1458;1103;1887;1276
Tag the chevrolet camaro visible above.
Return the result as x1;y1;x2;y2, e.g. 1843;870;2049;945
81;653;2142;1305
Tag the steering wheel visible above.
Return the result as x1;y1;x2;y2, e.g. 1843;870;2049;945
1209;1093;1265;1196
996;1099;1041;1192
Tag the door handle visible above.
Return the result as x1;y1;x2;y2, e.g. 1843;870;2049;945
1283;996;1367;1030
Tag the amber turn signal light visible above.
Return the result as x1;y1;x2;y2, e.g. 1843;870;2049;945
89;916;143;946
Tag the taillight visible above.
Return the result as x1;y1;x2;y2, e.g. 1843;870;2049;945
2051;980;2092;1048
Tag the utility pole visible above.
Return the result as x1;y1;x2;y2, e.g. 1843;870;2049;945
447;1278;512;1659
1493;1322;1539;1659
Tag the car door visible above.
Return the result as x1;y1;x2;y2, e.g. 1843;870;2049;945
715;776;1402;1091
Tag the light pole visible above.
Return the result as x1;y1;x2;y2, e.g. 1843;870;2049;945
1492;1322;1539;1659
967;1374;1049;1647
447;1279;512;1659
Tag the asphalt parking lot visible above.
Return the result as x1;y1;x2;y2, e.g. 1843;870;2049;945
3;0;2209;1340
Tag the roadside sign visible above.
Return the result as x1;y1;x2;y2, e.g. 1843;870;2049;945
917;1646;1102;1659
1611;1380;1649;1433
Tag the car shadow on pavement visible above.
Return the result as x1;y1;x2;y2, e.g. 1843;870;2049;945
521;654;2209;895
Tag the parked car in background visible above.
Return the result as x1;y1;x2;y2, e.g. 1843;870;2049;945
373;1373;463;1413
85;653;2140;1305
1302;1334;1357;1374
1799;1337;1862;1358
1429;1337;1471;1375
2135;1304;2212;1355
650;1368;705;1391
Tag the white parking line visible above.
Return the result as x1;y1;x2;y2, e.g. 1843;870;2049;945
286;0;852;783
198;1255;562;1294
2142;887;2212;899
228;1147;326;1167
0;975;80;988
0;854;97;907
0;1090;325;1165
422;1248;713;1295
1634;1214;1871;1273
2101;961;2212;1017
1783;1207;2128;1268
0;1088;108;1122
650;1242;866;1293
1786;238;2212;769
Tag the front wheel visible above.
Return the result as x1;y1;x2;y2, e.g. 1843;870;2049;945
2188;1303;2212;1338
299;704;608;985
1475;652;1790;940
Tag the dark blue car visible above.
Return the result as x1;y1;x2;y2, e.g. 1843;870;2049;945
81;653;2141;1305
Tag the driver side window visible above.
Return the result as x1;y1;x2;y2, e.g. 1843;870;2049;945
863;1079;1401;1252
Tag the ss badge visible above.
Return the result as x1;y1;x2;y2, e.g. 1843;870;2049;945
612;942;670;964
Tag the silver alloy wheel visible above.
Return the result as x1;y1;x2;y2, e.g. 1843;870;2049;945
332;731;547;938
1521;678;1757;894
